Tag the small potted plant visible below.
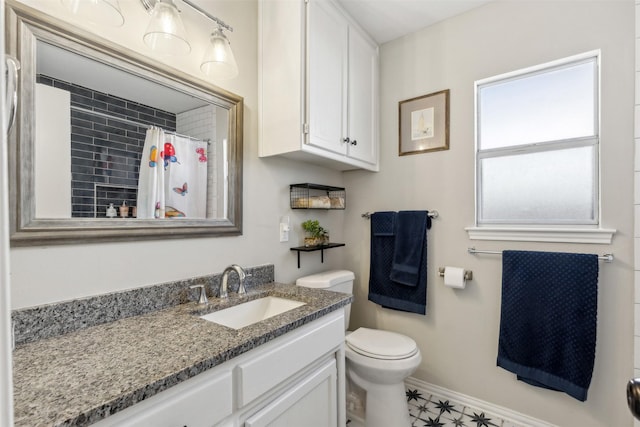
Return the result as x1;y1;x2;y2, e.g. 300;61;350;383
301;219;329;247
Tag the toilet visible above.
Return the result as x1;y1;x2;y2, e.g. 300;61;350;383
296;270;421;427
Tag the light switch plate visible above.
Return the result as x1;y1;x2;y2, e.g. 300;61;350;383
279;215;290;242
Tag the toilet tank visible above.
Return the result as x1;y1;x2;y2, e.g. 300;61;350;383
296;270;354;330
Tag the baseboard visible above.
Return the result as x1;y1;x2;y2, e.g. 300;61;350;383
405;377;557;427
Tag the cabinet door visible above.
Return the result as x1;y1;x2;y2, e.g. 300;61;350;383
347;26;378;166
307;0;348;155
244;358;337;427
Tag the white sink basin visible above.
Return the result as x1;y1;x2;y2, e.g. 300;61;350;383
200;296;306;329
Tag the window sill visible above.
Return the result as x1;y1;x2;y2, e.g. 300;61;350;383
465;227;616;244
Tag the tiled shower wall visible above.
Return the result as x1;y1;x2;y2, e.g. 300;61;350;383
36;75;177;218
176;105;218;218
635;2;640;426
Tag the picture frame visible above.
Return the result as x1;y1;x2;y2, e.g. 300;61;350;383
399;89;450;156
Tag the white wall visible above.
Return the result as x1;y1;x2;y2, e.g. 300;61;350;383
343;1;635;426
34;83;71;218
634;2;640;427
9;0;347;308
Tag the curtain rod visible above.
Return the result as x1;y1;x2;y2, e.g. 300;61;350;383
361;210;439;219
467;247;614;263
70;105;211;145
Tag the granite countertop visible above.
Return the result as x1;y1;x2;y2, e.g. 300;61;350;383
12;283;352;427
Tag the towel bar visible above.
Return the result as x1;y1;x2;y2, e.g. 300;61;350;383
467;247;614;263
362;210;438;219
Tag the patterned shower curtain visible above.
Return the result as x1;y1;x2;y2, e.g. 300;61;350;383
137;127;208;219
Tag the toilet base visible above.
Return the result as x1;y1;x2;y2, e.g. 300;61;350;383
363;382;411;427
347;368;412;427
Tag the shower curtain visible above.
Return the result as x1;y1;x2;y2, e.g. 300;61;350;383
137;127;208;219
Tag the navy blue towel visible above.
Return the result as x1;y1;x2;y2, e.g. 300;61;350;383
497;250;599;401
368;211;427;314
390;211;429;287
372;211;395;236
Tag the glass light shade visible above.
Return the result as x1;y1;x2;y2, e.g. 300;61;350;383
201;28;239;80
143;0;191;55
61;0;124;27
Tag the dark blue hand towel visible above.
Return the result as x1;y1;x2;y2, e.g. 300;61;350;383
372;211;395;236
390;211;429;287
497;250;599;401
368;211;427;315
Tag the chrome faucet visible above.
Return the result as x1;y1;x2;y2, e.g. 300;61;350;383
219;264;247;298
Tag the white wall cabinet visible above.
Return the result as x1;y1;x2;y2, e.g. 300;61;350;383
92;311;345;427
259;0;379;172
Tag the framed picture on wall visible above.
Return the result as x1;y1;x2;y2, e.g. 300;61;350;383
399;89;450;156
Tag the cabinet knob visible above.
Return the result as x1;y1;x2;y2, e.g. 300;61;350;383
342;137;350;144
351;140;357;146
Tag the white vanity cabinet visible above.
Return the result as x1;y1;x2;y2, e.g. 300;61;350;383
92;310;345;427
258;0;379;172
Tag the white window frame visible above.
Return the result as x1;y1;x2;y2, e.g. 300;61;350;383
466;50;616;244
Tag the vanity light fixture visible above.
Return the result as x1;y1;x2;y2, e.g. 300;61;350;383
141;0;191;55
140;0;238;79
201;27;238;80
61;0;125;27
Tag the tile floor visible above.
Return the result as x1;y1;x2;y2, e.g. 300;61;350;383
347;385;528;427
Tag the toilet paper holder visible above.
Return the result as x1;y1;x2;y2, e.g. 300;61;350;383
438;267;473;281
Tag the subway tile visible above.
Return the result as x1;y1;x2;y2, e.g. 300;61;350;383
72;94;108;111
67;84;94;99
107;177;137;187
72;173;106;183
71;133;94;145
71;126;107;139
72;196;96;206
71;148;94;161
70;117;94;130
71;180;95;191
36;75;53;86
72;110;107;125
72;189;94;198
127;130;146;140
155;110;177;122
94;92;126;108
108;133;139;146
127;102;156;116
94;137;127;151
138;111;164;126
94;124;127;139
71;164;94;175
72;158;96;168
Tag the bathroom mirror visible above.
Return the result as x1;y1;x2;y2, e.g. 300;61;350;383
5;2;243;245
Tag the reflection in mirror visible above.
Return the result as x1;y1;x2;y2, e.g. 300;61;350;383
6;1;243;245
35;41;229;221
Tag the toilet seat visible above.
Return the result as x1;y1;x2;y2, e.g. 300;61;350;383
346;327;418;360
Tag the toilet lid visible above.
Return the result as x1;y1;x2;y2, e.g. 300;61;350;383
346;327;418;360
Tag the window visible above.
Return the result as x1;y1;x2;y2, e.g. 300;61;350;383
475;52;599;228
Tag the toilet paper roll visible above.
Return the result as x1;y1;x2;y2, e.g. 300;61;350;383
444;266;466;289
